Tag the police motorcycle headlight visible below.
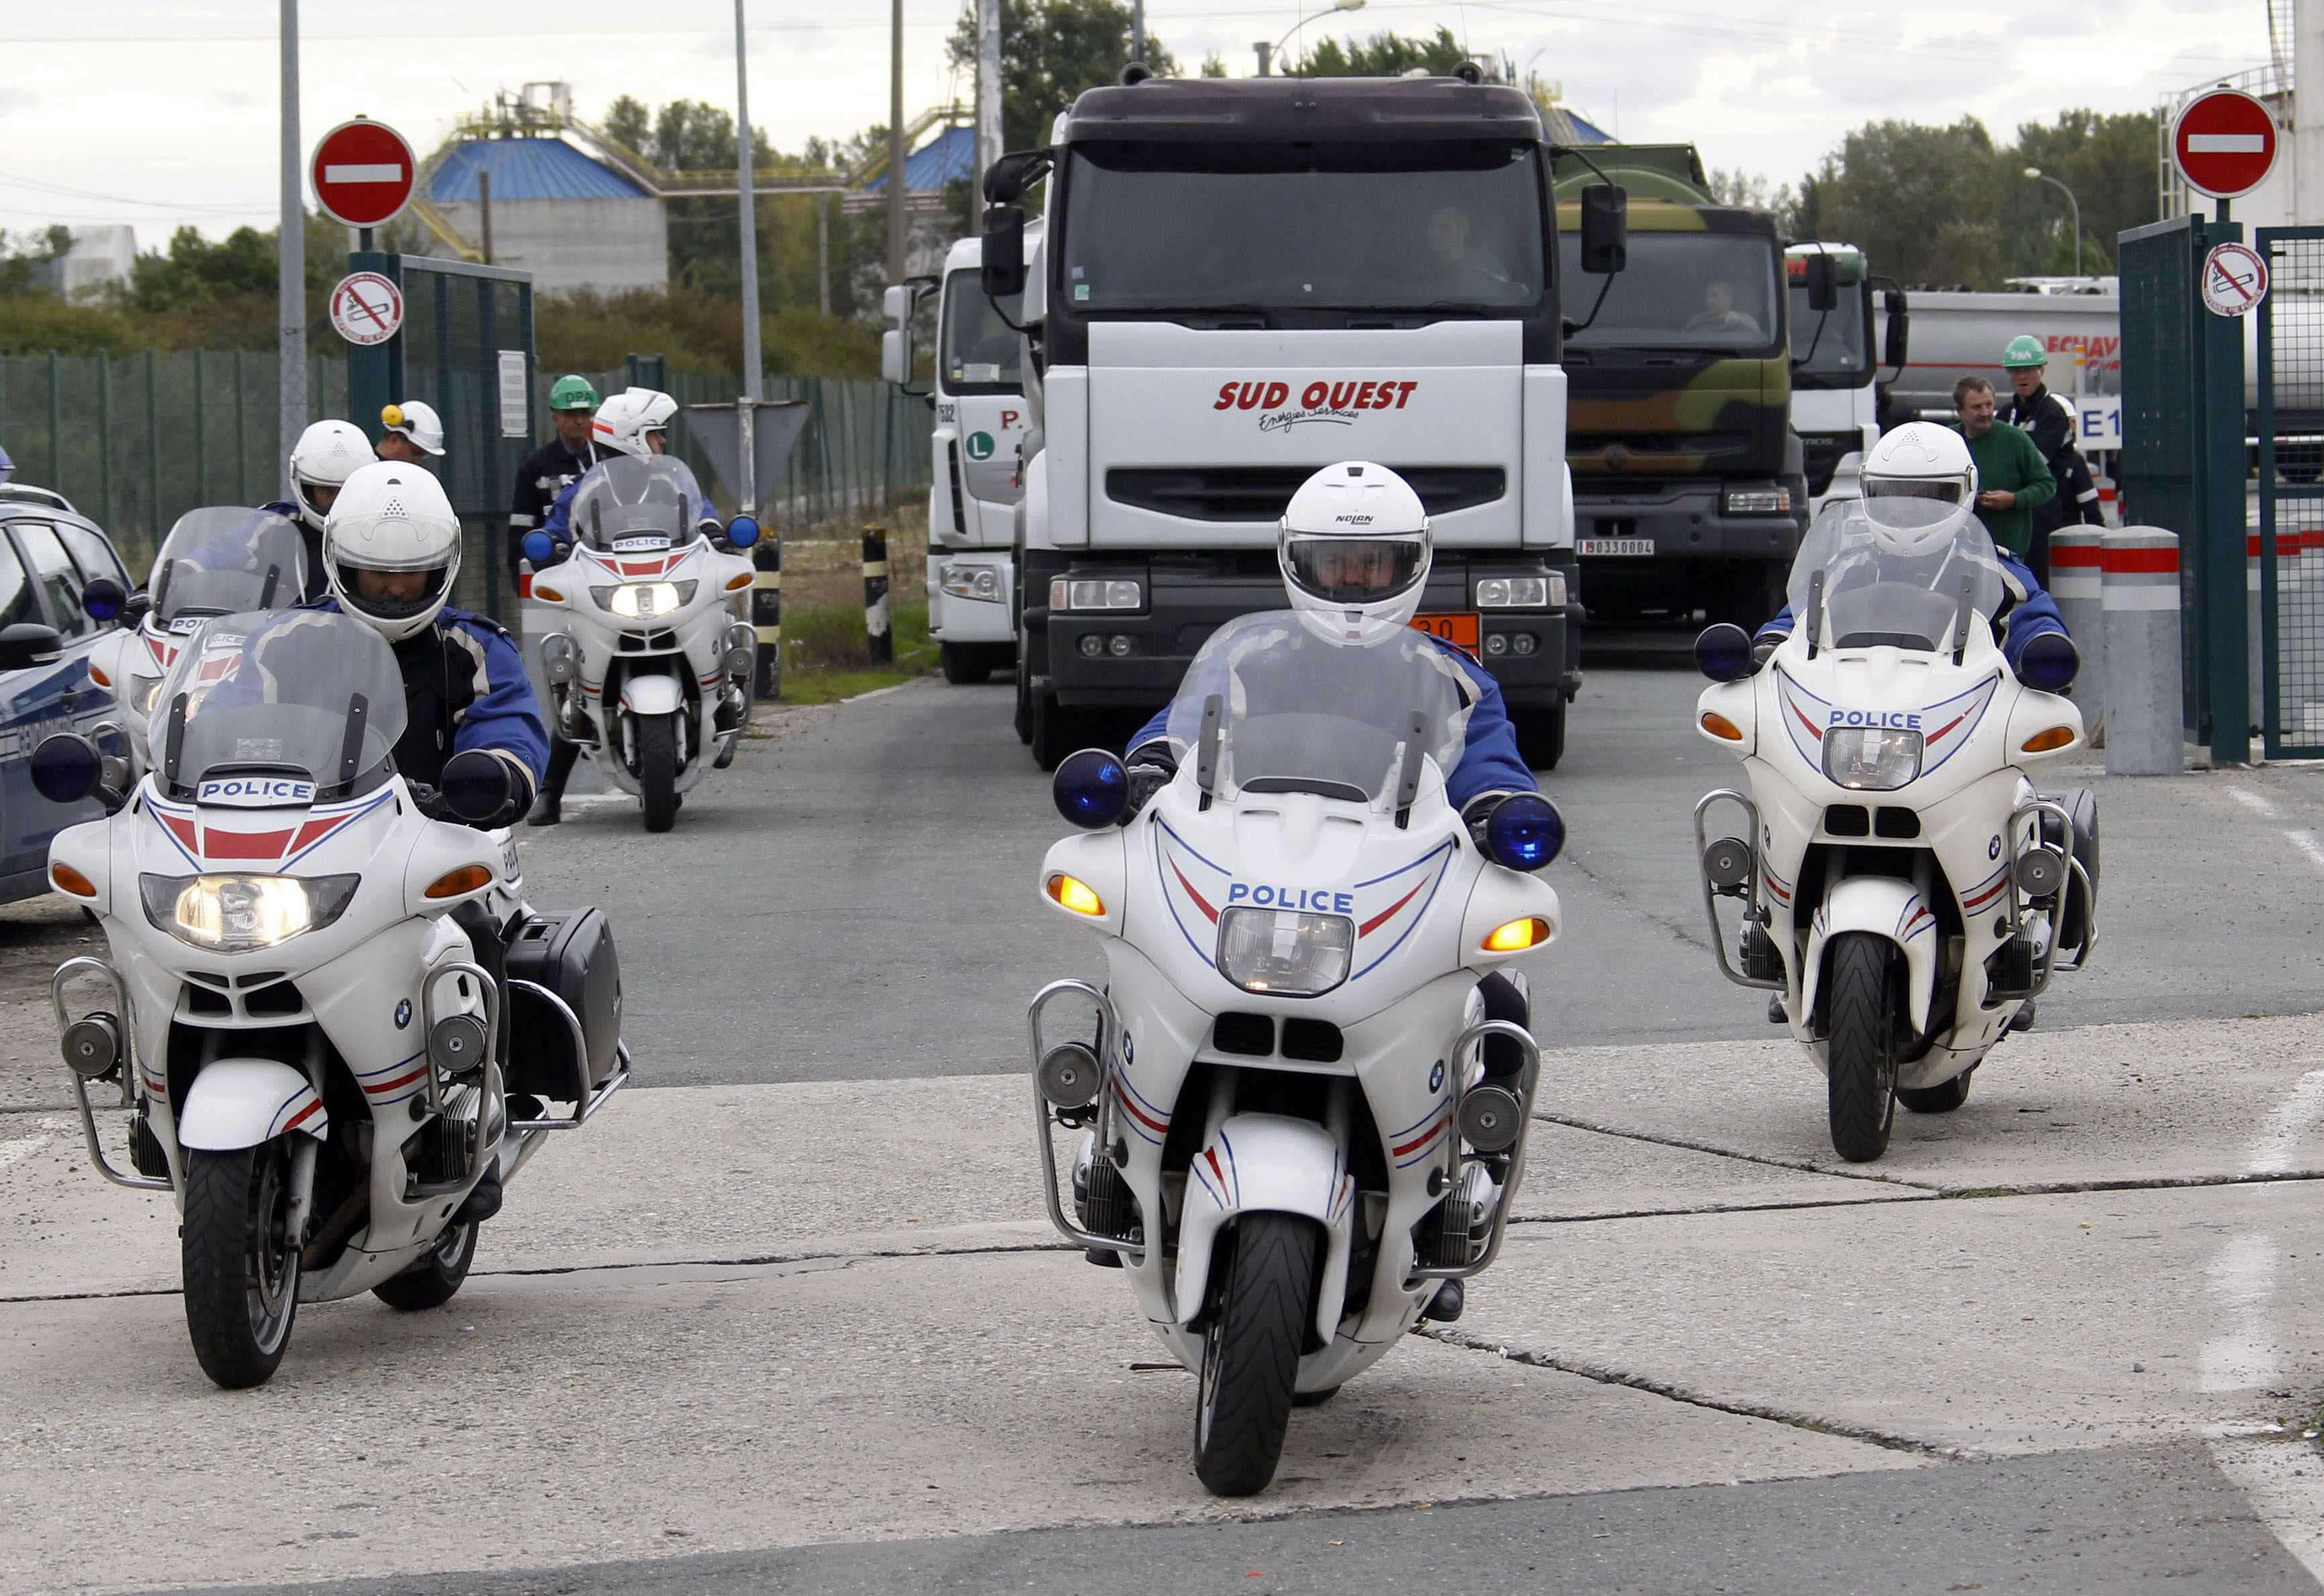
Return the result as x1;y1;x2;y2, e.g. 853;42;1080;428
1216;908;1355;998
591;581;697;618
139;873;361;953
130;674;166;716
1822;726;1923;791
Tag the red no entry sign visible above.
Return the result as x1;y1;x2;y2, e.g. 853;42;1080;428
310;118;416;229
2172;89;2278;200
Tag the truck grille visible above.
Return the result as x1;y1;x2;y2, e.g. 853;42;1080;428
1108;466;1504;523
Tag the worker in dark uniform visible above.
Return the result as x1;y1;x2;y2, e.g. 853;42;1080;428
2001;334;2103;583
507;375;602;590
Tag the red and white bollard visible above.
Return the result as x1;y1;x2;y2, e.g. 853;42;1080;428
2102;526;2182;776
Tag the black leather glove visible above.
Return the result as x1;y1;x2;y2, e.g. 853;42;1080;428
1461;791;1517;854
1751;637;1780;671
1123;741;1179;818
406;782;450;821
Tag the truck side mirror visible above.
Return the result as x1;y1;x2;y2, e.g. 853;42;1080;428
983;205;1027;299
881;328;911;387
1802;253;1838;313
1881;288;1910;372
881;284;911;326
1578;185;1627;275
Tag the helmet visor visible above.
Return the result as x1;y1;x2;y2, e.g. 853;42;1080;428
1862;472;1972;536
338;563;450;626
1284;534;1427;606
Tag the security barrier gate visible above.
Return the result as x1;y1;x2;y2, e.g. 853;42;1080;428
2255;226;2324;757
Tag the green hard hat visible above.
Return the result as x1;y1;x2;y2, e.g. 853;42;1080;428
2002;335;2047;370
549;374;601;411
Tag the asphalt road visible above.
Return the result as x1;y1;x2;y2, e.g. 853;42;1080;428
3;669;2322;1594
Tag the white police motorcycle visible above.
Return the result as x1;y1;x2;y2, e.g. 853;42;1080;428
1691;502;2098;1161
522;456;759;833
36;610;626;1388
1030;613;1564;1496
87;508;309;782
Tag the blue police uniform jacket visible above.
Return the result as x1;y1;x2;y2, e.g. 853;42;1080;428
1755;545;2068;669
1128;632;1538;813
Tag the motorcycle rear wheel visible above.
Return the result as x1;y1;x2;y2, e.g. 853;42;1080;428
638;711;679;833
1825;931;1900;1162
372;1221;479;1311
1193;1212;1317;1497
181;1143;301;1389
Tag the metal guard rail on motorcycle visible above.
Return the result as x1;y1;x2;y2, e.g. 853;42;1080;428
2004;796;2094;998
505;978;632;1132
1694;789;1783;991
1026;978;1147;1264
50;955;169;1192
1408;1017;1542;1285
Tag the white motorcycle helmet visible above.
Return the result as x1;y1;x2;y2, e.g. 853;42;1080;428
287;420;375;533
380;399;446;457
322;461;463;643
1859;424;1979;557
591;387;679;457
1279;461;1432;648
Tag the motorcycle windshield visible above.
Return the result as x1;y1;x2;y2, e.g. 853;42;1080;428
148;510;308;625
149;610;409;800
567;455;708;553
1160;612;1467;806
1784;502;2006;653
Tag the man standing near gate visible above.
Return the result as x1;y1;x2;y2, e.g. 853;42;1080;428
1952;375;2055;564
507;375;601;587
2001;335;2103;581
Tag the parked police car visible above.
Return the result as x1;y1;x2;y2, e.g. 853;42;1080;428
0;477;134;904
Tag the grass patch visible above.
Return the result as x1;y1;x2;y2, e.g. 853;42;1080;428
768;596;935;705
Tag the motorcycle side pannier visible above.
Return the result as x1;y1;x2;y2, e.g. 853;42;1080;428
505;908;623;1098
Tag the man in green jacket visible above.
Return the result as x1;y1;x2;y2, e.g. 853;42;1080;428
1951;375;2055;559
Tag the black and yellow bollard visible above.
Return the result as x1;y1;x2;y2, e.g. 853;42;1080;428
863;524;893;666
752;537;782;700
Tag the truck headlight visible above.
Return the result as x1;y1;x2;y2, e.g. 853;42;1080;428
1216;908;1354;997
1049;577;1142;612
942;563;1004;601
1723;485;1794;516
592;581;697;618
1475;576;1555;609
1822;728;1923;790
140;873;360;952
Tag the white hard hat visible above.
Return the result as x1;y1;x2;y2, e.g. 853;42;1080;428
1277;461;1431;648
590;387;679;458
381;399;445;456
322;461;463;643
1860;424;1978;557
287;420;375;534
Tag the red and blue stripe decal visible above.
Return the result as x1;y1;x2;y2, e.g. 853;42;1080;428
1113;1070;1170;1146
1960;862;2010;914
1897;895;1935;943
1388;1098;1453;1169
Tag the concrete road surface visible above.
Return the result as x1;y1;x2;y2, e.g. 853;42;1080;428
1;669;2320;1594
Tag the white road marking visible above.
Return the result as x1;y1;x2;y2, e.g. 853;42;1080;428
2249;1068;2324;1176
2229;786;2280;818
2227;784;2324;874
2197;1233;2283;1393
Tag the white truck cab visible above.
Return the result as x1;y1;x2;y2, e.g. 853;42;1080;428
982;71;1614;770
1786;242;1908;515
885;234;1034;685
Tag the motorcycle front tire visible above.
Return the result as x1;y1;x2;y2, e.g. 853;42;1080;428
638;711;679;833
1825;931;1900;1162
1192;1211;1318;1497
181;1142;301;1390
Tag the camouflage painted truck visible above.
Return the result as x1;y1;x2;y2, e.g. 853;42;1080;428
1549;144;1814;628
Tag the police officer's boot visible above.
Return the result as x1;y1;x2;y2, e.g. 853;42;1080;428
528;739;580;827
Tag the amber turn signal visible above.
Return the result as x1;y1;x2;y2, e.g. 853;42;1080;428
1700;711;1745;741
2020;726;2076;753
1045;873;1104;917
1482;916;1551;953
424;863;495;900
50;862;97;898
89;663;111;688
533;584;565;603
724;571;754;592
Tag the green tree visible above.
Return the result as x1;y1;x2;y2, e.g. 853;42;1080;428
1708;168;1800;230
1292;26;1467;77
1806;118;2007;287
2006;109;2158;277
0;226;72;295
945;1;1179;156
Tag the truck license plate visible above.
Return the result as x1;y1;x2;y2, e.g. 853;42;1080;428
1410;612;1480;657
1580;538;1655;557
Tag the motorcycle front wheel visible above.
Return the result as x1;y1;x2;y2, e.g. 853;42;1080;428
1192;1212;1317;1497
1825;931;1901;1162
181;1142;301;1389
638;710;679;833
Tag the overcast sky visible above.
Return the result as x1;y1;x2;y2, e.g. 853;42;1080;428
0;0;2281;247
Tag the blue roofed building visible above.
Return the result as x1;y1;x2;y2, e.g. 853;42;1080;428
420;134;668;293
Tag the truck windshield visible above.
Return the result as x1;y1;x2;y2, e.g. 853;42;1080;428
1061;142;1546;314
942;269;1022;395
1559;232;1780;351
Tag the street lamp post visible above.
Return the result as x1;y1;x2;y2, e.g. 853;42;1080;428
1256;0;1364;75
2023;167;2084;281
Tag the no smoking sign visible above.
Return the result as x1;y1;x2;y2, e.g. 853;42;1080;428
2201;242;2268;319
329;271;403;346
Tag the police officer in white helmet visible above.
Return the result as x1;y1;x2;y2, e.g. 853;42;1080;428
264;419;373;599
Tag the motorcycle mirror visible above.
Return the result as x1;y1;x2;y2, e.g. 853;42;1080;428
1485;793;1565;872
1053;747;1129;829
1695;623;1755;682
438;749;514;825
2015;631;2079;694
522;530;556;566
81;577;127;624
727;515;761;551
30;733;103;805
